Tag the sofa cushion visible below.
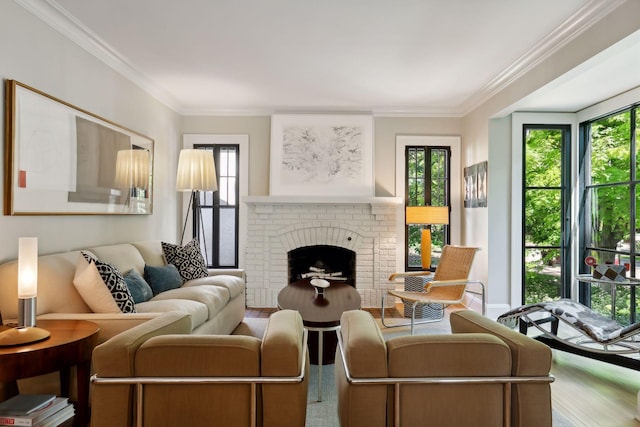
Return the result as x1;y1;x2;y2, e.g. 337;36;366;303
80;252;136;313
161;240;209;281
144;264;183;295
124;270;153;304
134;334;262;427
86;243;146;277
135;299;209;331
136;334;261;376
387;333;511;377
151;286;230;320
73;254;121;313
130;240;165;267
0;251;92;318
183;275;245;299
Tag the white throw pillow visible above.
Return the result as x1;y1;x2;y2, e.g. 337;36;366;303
72;254;120;313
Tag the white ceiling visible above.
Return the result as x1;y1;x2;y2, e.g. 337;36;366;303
20;0;640;116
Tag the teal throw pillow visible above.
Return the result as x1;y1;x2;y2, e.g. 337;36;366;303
144;264;183;295
123;270;153;304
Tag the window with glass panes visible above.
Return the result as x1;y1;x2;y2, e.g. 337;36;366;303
522;125;571;305
580;106;640;324
405;146;450;270
193;144;239;268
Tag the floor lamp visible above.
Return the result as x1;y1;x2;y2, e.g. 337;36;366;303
405;206;449;270
176;149;218;262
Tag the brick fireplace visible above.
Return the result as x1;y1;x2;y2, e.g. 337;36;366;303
243;196;401;307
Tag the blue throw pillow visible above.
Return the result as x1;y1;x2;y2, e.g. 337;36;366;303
144;264;183;295
123;270;153;304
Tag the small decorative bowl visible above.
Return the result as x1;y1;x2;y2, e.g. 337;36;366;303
310;278;330;296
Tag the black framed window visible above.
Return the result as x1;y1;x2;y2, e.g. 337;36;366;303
522;125;571;305
580;105;639;324
192;144;239;268
405;146;450;270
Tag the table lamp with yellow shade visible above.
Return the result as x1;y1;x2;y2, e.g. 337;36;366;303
406;206;449;270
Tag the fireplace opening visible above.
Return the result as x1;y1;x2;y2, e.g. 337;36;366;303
287;245;356;287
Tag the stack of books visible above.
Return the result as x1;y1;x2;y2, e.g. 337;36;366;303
0;394;74;427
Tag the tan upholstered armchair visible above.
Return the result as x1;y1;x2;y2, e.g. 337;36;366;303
336;309;554;427
91;310;308;427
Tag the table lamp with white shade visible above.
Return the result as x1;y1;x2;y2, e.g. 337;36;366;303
0;237;50;346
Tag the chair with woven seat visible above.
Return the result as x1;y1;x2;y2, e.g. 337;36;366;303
381;245;485;334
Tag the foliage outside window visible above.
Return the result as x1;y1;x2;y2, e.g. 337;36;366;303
406;146;450;270
523;127;569;305
582;107;640;324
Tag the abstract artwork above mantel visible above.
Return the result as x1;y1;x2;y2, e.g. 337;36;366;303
269;114;374;197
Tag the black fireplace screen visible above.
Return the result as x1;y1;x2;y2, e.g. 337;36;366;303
287;245;356;287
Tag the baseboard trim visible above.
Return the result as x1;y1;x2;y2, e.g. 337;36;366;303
485;304;512;321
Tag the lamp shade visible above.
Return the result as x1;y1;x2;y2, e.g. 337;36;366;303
18;237;38;299
176;149;217;192
405;206;449;225
114;149;150;189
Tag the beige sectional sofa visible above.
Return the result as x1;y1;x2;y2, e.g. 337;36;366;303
336;309;554;427
0;240;246;344
90;309;308;427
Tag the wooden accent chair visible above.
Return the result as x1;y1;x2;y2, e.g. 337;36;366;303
381;245;485;334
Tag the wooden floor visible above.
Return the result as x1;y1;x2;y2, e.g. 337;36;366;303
246;306;640;426
549;349;640;426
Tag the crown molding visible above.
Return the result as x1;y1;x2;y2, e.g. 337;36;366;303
15;0;183;112
460;0;627;115
15;0;625;118
178;105;465;118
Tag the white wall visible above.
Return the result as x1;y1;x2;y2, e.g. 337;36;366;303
181;115;463;198
181;116;464;272
0;2;181;262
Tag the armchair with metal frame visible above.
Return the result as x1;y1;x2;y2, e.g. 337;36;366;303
381;244;485;334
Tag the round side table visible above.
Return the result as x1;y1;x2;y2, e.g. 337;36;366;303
0;319;100;427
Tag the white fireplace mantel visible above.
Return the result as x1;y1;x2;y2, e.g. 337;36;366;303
243;195;402;206
243;195;402;308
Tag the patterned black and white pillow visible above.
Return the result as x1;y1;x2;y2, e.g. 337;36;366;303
161;240;209;281
81;252;136;313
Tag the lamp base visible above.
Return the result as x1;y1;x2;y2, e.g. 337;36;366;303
420;228;432;270
0;325;50;347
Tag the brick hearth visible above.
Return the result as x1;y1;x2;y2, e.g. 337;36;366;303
243;196;402;308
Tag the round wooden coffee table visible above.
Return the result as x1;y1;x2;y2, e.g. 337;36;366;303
278;279;361;401
0;319;100;427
